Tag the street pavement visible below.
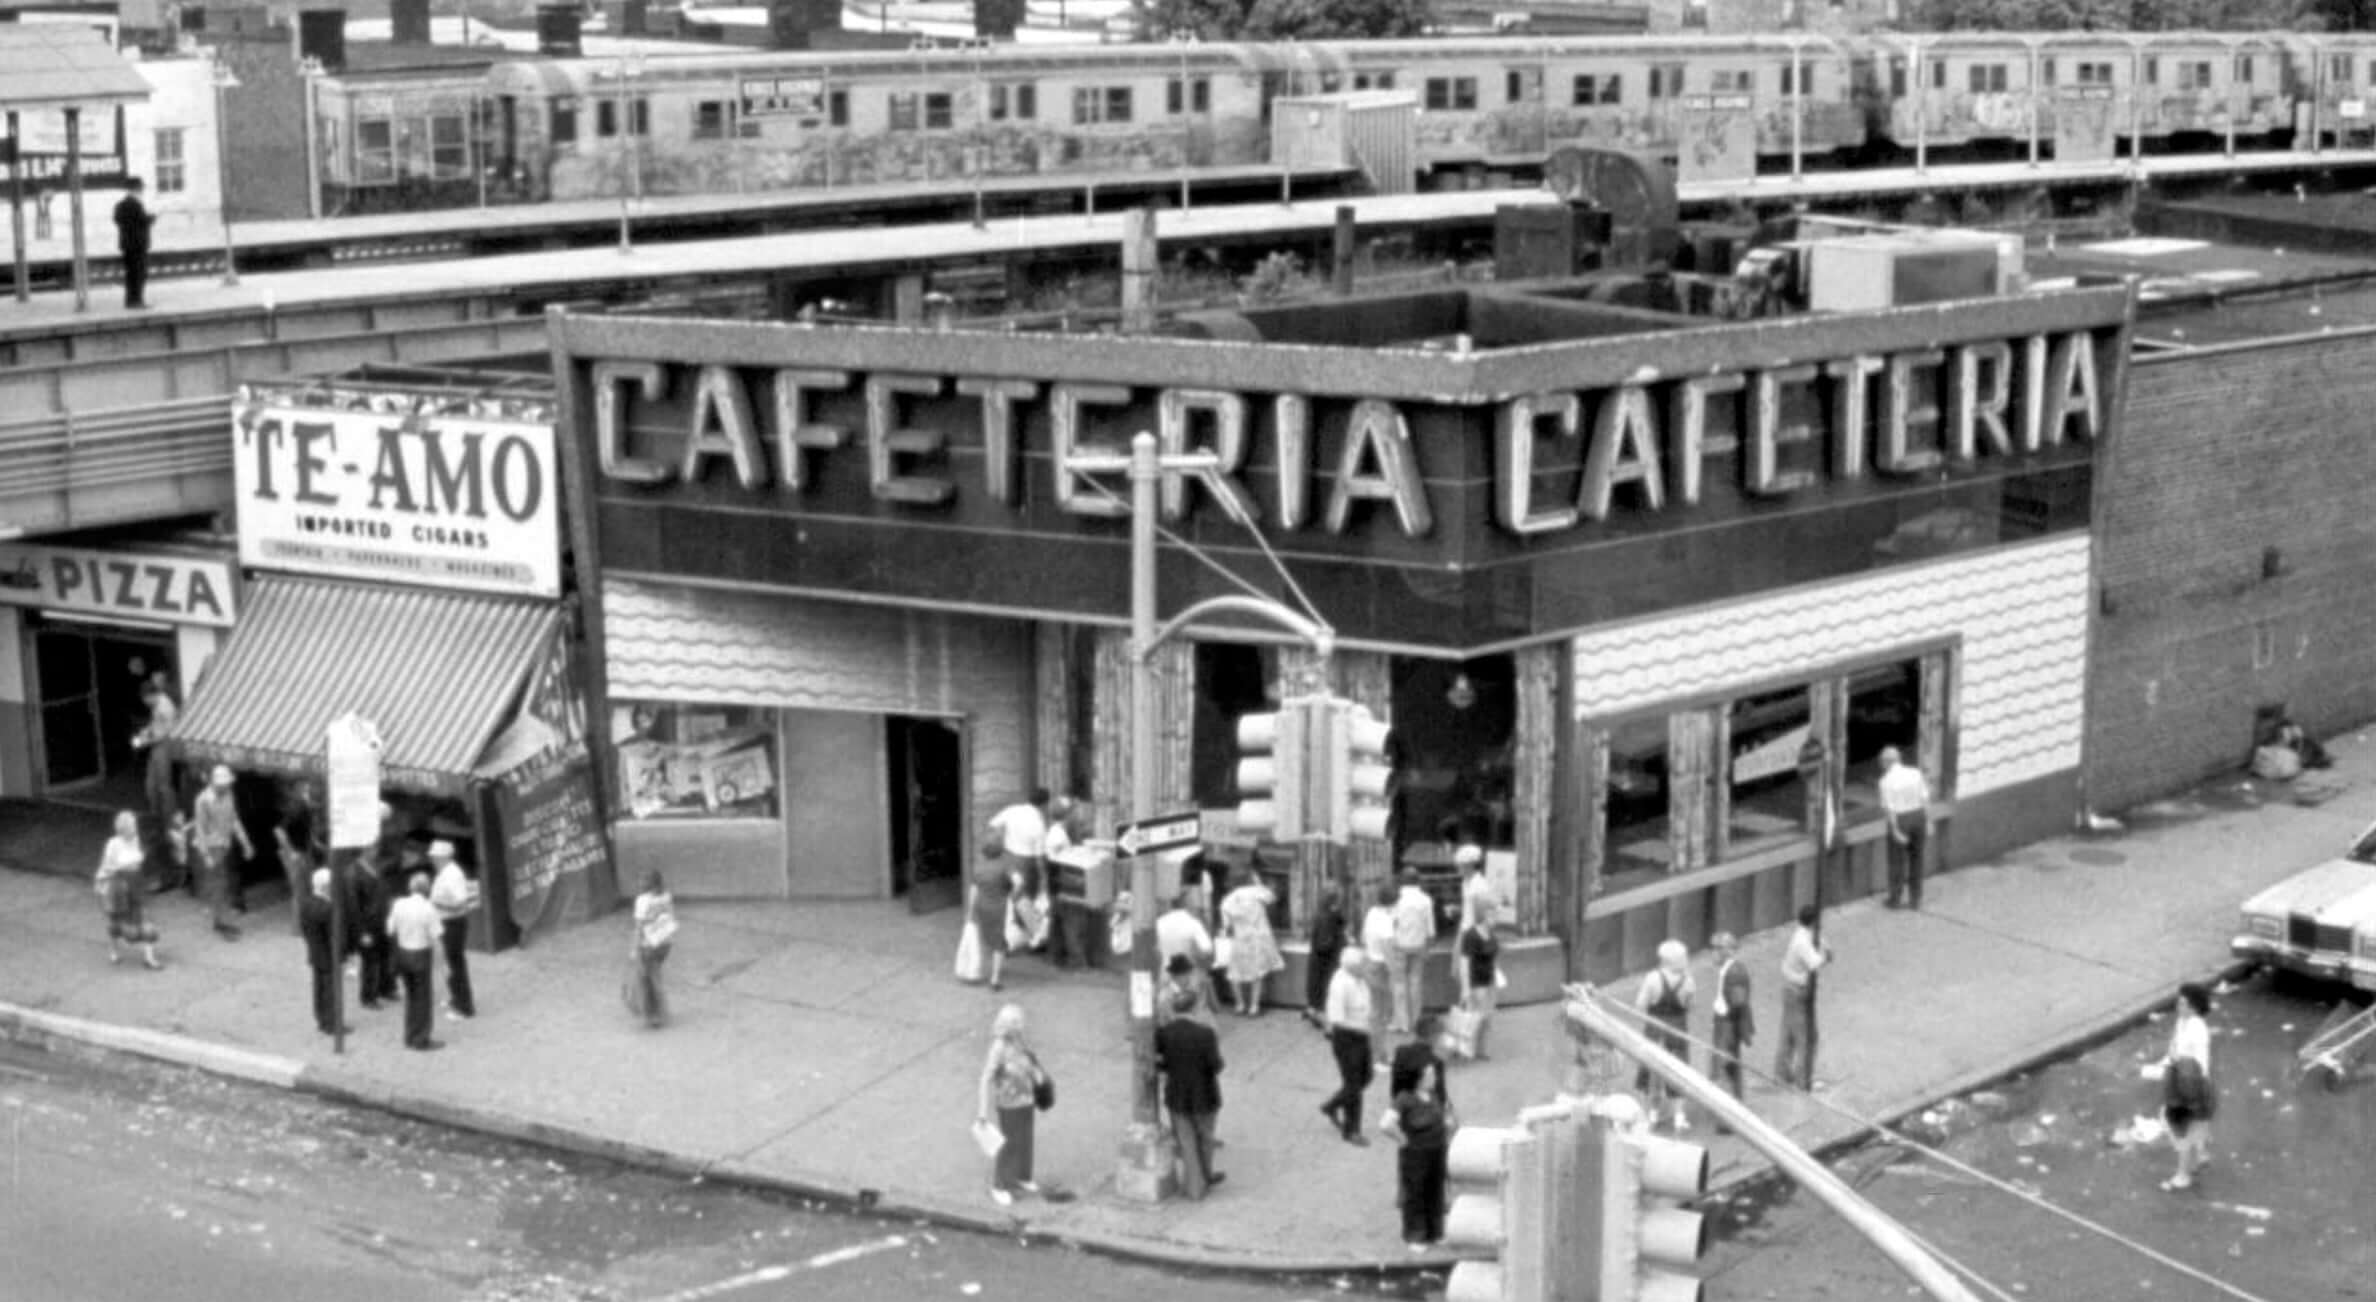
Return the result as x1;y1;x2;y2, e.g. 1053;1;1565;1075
2;729;2372;1273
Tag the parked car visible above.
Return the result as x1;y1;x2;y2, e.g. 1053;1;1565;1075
2231;819;2376;993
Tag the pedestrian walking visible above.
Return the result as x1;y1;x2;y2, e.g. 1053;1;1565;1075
1157;890;1220;1018
95;811;162;970
428;841;479;1020
987;787;1050;946
1389;1065;1452;1251
2156;982;2218;1192
1390;870;1438;1036
387;872;443;1051
1453;905;1500;1060
1360;884;1398;1058
1041;796;1090;967
1775;905;1830;1090
132;682;181;893
1707;930;1754;1127
1302;886;1347;1032
1218;867;1284;1016
113;178;154;309
1636;940;1695;1131
969;849;1015;992
189;765;251;941
1155;988;1226;1198
975;1003;1051;1207
627;870;677;1028
1878;747;1932;910
298;868;349;1037
1319;948;1376;1146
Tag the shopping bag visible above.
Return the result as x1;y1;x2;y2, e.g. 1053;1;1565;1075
1213;934;1236;974
971;1118;1006;1159
1005;899;1031;952
1446;1004;1485;1061
954;901;987;983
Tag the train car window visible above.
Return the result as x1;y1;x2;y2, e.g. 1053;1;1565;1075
357;119;394;185
1779;63;1800;96
1424;77;1478;110
1320;73;1342;93
694;100;728;140
2235;54;2254;83
2143;56;2158;86
2179;61;2212;91
631;97;649;136
1709;69;1751;93
596;99;618;138
1507;70;1522;103
1967;64;2006;94
829;89;849;127
1073;86;1134;124
990;83;1038;121
552;98;578;144
1354;72;1395;90
1929;60;1944;90
889;92;918;132
2076;62;2112;85
2329;54;2351;84
1166;76;1211;115
430;115;466;178
2040;57;2054;86
1571;73;1620;106
925;92;953;129
1889;57;1906;98
1649;64;1684;99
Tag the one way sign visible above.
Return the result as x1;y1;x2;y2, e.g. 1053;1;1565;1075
1117;811;1202;858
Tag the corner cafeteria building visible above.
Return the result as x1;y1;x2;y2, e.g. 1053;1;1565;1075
550;276;2132;994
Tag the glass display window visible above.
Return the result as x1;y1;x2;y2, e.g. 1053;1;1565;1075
611;701;780;821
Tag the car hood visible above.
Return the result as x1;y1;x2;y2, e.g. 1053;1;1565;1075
2241;857;2376;928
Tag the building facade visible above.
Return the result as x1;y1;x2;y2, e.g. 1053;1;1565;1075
551;278;2132;989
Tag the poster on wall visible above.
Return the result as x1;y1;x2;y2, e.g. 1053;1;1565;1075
613;702;781;820
493;751;613;944
231;386;563;598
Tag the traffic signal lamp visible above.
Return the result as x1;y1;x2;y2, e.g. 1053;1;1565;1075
1443;1122;1545;1302
1324;700;1394;843
1597;1125;1709;1302
1234;701;1309;842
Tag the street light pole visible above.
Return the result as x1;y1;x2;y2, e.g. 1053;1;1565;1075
1089;431;1335;1202
617;53;644;254
211;53;242;287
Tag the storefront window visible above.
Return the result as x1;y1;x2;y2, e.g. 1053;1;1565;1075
1192;643;1274;809
1725;686;1811;853
1604;714;1670;889
1391;655;1517;852
1842;658;1925;818
612;701;780;820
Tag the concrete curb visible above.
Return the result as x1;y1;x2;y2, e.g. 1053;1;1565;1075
1706;957;2261;1199
0;1001;304;1091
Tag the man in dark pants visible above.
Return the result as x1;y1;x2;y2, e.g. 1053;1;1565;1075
112;178;154;309
341;852;390;1010
387;872;443;1051
1708;930;1755;1131
1319;948;1375;1146
1302;887;1346;1033
1878;747;1932;910
298;869;345;1036
1155;989;1226;1198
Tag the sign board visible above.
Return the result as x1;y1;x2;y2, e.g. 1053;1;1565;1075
1676;93;1757;186
232;400;563;598
0;542;236;627
4;104;118;156
1117;810;1202;857
493;750;610;942
1733;722;1812;786
739;75;824;118
325;714;383;849
2342;98;2367;121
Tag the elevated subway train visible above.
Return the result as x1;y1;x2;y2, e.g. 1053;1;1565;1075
468;31;2376;205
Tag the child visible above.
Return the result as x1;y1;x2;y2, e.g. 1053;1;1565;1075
2157;982;2217;1191
1392;1070;1451;1251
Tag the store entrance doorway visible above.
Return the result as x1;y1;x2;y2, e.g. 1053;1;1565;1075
888;714;964;915
31;619;173;807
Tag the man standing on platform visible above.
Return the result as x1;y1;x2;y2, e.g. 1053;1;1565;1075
1775;906;1831;1090
1878;747;1932;910
189;765;249;941
387;873;442;1051
428;841;479;1021
113;178;154;309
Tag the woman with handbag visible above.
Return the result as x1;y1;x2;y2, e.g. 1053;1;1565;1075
976;1003;1052;1206
627;870;676;1028
970;850;1016;993
97;810;163;970
1218;868;1284;1017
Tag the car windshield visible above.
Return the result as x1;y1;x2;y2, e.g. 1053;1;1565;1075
2352;825;2376;865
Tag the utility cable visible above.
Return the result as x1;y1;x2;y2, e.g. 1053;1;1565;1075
1587;995;2279;1302
1079;473;1325;631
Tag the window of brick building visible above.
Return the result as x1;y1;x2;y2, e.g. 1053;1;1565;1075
153;128;186;193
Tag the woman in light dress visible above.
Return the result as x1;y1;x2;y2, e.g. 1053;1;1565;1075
1218;866;1285;1016
628;870;676;1028
96;810;162;969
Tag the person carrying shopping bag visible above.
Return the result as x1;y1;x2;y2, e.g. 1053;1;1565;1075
626;871;676;1028
976;1003;1053;1206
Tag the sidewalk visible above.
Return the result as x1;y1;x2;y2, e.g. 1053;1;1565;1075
2;731;2371;1273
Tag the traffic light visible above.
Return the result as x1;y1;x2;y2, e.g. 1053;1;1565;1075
1319;697;1394;843
1443;1122;1547;1302
1235;701;1309;842
1597;1125;1709;1302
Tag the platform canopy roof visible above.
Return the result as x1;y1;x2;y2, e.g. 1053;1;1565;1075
0;25;152;111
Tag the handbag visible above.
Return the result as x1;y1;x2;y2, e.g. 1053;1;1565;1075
1446;1004;1485;1061
1028;1052;1056;1111
1213;934;1235;973
954;895;986;983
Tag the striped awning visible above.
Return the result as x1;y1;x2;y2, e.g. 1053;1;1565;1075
171;577;561;797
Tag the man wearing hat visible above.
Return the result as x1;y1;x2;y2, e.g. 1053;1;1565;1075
298;868;347;1037
427;841;480;1020
1154;987;1226;1198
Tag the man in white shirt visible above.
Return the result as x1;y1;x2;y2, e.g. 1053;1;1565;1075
386;873;443;1052
1877;747;1932;910
427;841;479;1020
987;788;1051;898
1389;871;1439;1036
1319;948;1375;1145
1775;906;1831;1090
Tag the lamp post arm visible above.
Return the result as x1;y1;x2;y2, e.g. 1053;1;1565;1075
1143;595;1332;663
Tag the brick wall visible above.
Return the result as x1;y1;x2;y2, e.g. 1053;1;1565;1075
2085;331;2376;812
209;33;311;221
